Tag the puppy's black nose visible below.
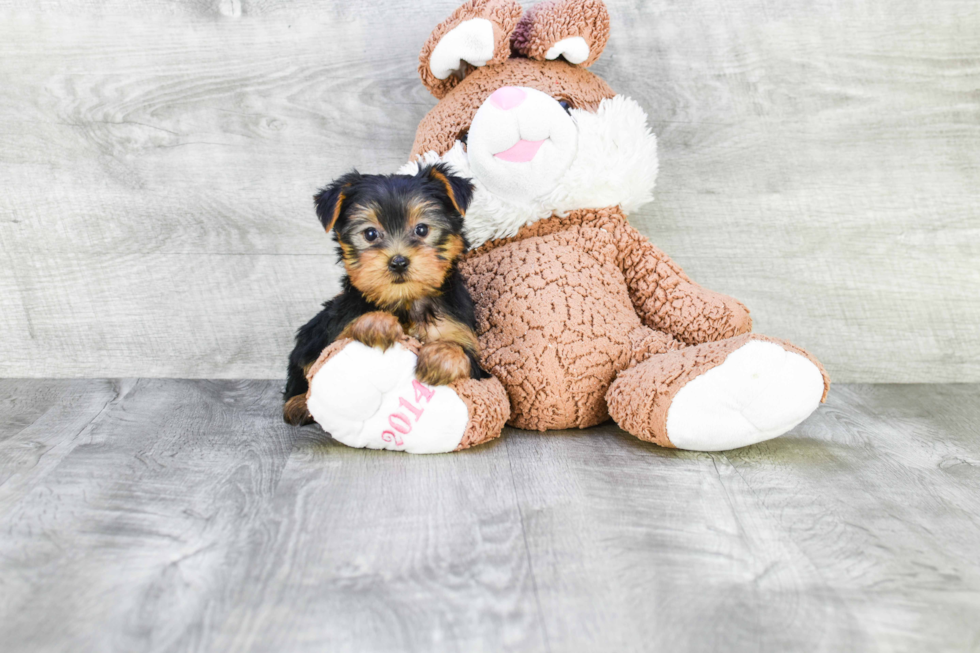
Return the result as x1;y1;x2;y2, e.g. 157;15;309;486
388;255;410;273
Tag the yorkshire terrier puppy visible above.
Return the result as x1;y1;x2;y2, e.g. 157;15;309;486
283;163;489;426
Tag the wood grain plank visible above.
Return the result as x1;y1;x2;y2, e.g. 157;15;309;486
1;381;980;650
0;379;295;653
722;384;980;652
203;425;547;653
0;252;342;378
502;430;863;651
1;1;978;380
0;9;431;378
0;379;121;509
503;384;980;651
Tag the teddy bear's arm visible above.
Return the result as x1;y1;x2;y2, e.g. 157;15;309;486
609;215;753;345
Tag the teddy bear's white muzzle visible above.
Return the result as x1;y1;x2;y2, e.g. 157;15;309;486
466;86;578;202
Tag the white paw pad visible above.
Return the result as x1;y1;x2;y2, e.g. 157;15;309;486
306;342;469;454
666;341;825;451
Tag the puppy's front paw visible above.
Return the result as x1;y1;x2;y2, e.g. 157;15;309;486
341;312;404;351
415;341;471;386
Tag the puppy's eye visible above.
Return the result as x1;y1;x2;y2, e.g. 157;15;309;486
558;99;572;114
414;224;429;238
364;228;379;242
458;130;468;145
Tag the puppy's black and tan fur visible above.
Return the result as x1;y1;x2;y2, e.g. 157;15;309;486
283;163;489;425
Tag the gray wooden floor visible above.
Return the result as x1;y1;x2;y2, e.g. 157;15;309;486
1;380;979;652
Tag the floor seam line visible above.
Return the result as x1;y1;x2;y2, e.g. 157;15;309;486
0;379;124;511
504;436;553;653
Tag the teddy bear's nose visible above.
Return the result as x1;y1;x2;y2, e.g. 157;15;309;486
489;86;526;111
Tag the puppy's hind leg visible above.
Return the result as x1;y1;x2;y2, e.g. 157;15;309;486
283;394;314;425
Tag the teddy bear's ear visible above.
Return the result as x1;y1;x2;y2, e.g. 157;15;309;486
418;0;524;99
511;0;610;68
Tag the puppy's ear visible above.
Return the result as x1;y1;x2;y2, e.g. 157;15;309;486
423;163;474;216
314;171;360;232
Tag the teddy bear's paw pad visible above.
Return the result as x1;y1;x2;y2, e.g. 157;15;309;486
306;341;469;454
666;341;824;451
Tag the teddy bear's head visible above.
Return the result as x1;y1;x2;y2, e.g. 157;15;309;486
401;0;659;249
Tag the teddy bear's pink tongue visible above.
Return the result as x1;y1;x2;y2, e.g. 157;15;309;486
494;139;546;162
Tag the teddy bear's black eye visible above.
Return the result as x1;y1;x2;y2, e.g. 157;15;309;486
414;224;429;238
364;228;379;242
558;99;573;113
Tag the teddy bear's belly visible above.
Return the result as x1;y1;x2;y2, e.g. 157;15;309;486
462;236;645;431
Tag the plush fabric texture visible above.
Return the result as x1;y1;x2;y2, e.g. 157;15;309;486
606;334;830;448
510;0;610;67
305;336;510;452
411;58;615;161
306;341;469;453
401;0;830;450
458;208;797;431
305;0;829;453
663;340;827;451
428;19;496;82
401;94;659;249
418;0;524;99
449;371;511;450
543;37;591;65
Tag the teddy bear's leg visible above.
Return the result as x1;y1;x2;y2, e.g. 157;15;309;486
606;333;830;451
304;337;509;454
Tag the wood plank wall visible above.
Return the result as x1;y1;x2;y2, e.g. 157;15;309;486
1;1;978;381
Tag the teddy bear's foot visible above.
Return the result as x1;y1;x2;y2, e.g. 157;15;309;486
607;334;829;451
304;338;509;454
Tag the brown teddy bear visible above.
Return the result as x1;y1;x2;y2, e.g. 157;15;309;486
303;0;829;453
